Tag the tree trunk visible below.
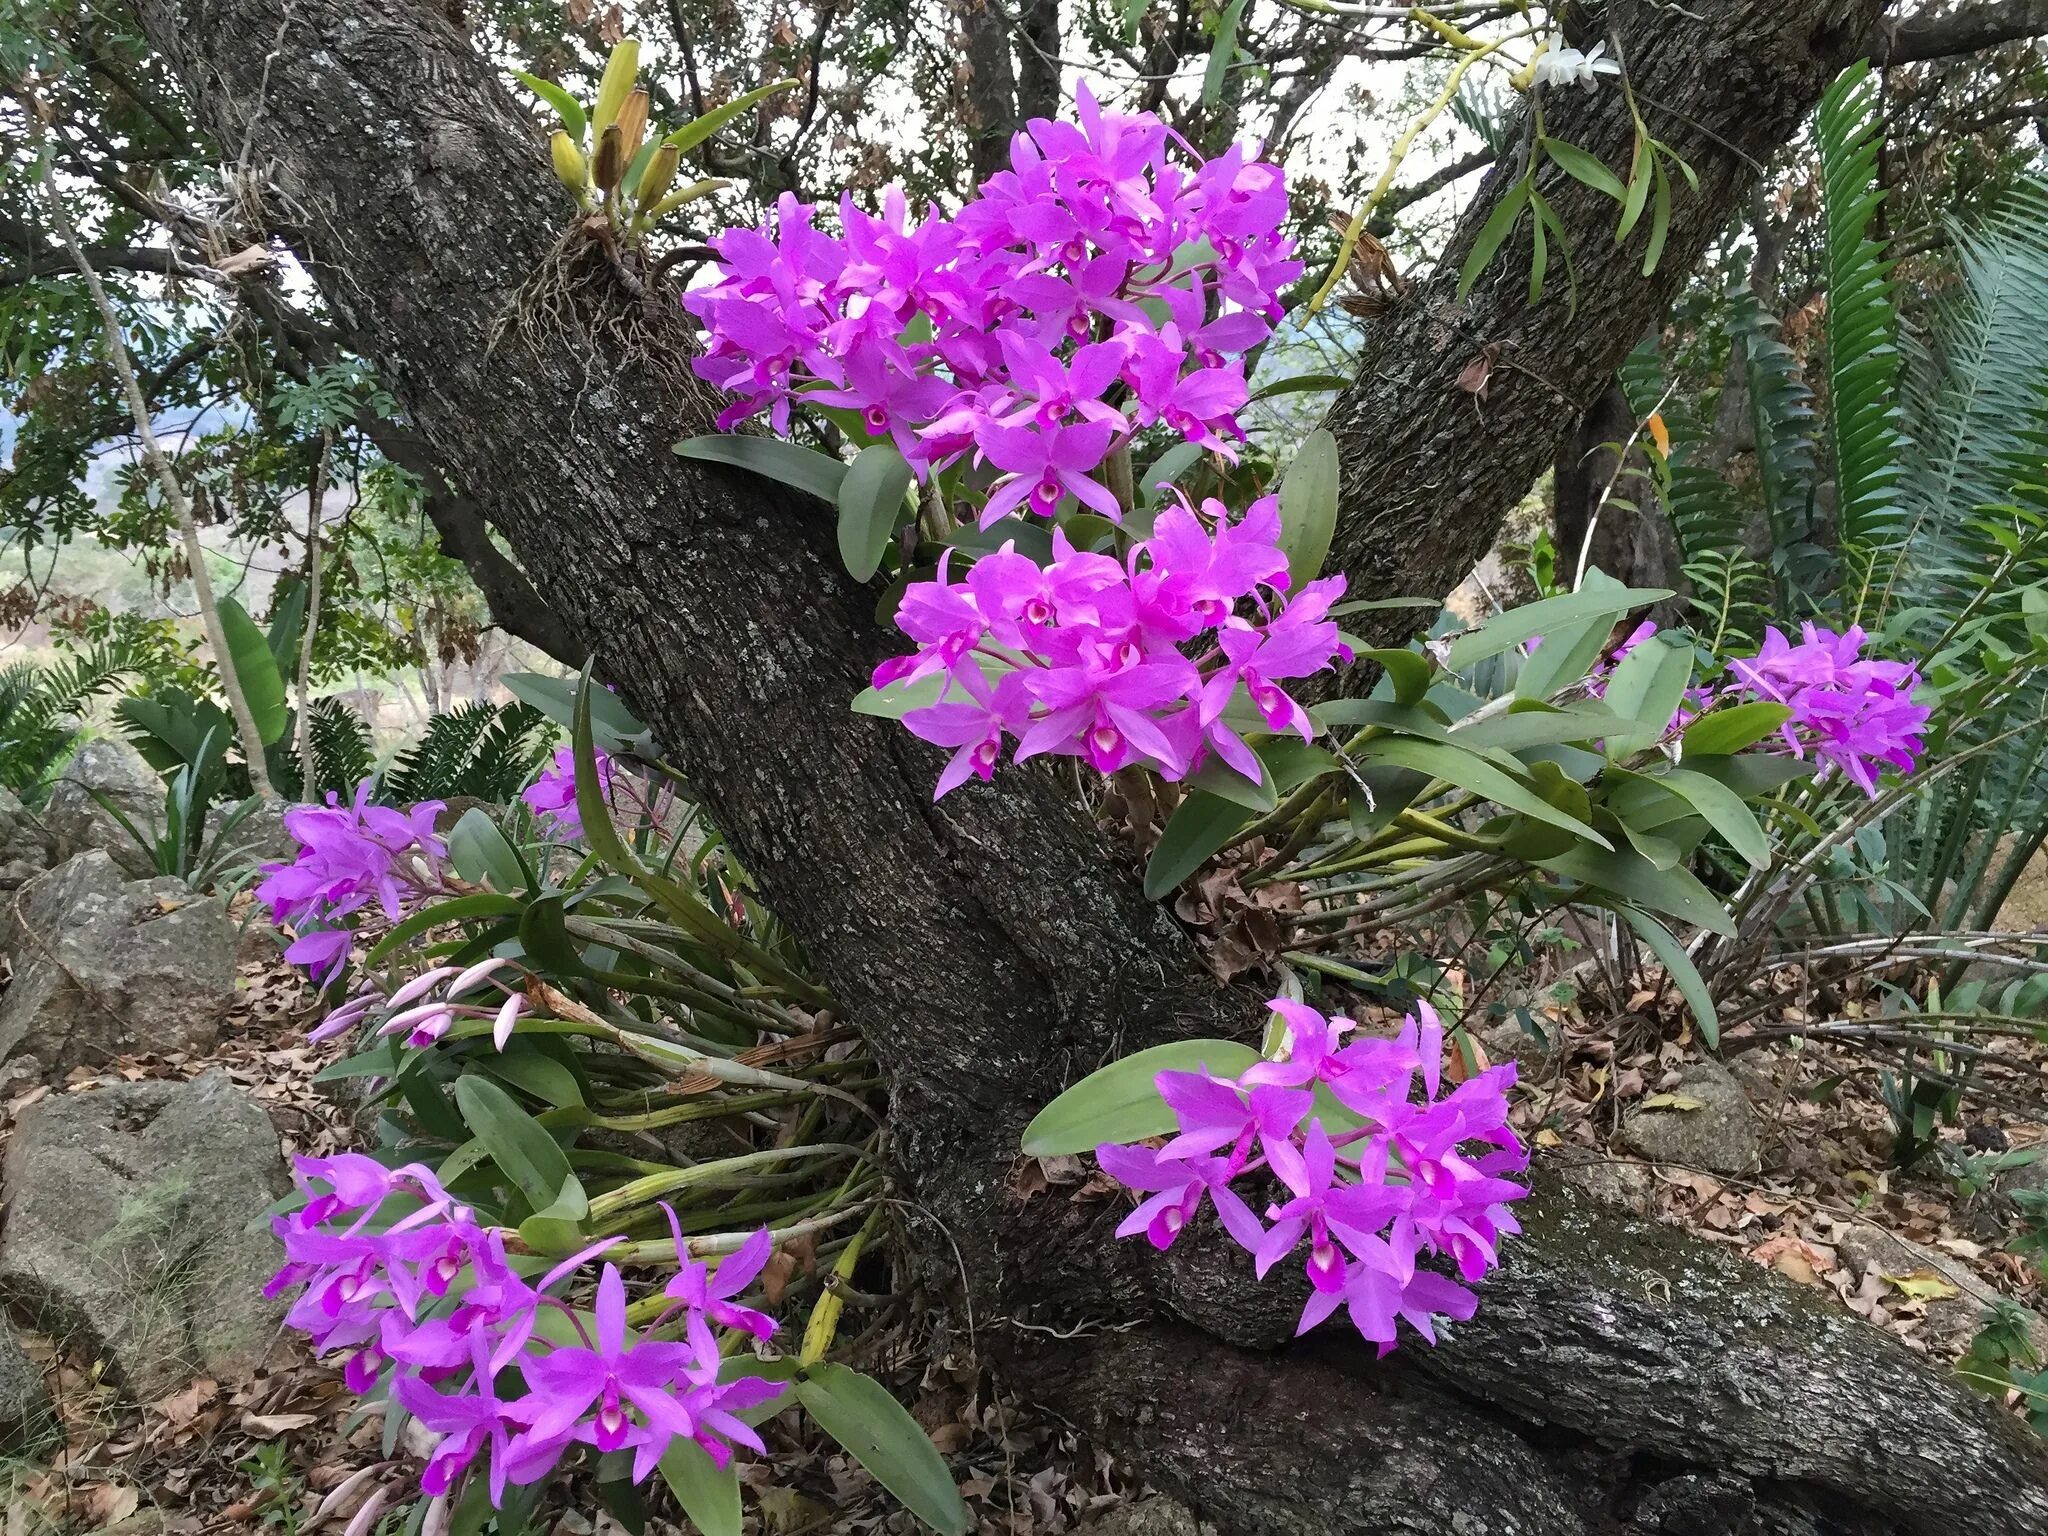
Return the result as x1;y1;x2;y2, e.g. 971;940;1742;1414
129;0;2048;1528
955;0;1018;189
956;0;1060;189
1014;0;1061;123
1322;0;1886;650
1552;375;1685;598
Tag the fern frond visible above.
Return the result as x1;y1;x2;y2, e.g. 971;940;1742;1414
1817;60;1908;613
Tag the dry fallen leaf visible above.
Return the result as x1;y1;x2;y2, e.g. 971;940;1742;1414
155;1377;218;1426
80;1484;139;1528
1749;1234;1829;1286
1638;1092;1707;1112
1887;1270;1961;1302
241;1410;319;1437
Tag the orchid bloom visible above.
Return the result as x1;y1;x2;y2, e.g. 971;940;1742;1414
1092;998;1530;1352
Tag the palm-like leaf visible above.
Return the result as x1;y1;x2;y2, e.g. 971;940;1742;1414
1883;180;2048;628
0;639;148;803
382;701;554;804
305;697;377;797
1817;60;1908;613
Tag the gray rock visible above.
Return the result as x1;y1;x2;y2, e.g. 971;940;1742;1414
1621;1058;1761;1176
203;796;296;870
1834;1223;2048;1359
1995;1151;2048;1199
1085;1499;1211;1536
0;1315;55;1454
44;738;166;878
1481;1017;1559;1081
0;1070;289;1400
1548;1148;1658;1217
0;786;53;892
0;851;238;1082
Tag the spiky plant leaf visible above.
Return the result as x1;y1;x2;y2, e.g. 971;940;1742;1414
1885;180;2048;628
1817;61;1908;612
383;702;555;805
0;639;149;803
305;697;377;797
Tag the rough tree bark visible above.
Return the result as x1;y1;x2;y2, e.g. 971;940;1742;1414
127;0;2048;1530
1551;376;1685;598
957;0;1062;188
956;0;1021;187
1322;0;1887;648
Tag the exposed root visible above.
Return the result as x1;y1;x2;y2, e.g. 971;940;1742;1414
492;218;723;424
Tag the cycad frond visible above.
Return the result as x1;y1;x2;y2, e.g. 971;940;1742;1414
1818;61;1908;609
1885;181;2048;627
383;702;554;805
1682;549;1770;654
0;639;148;803
1731;284;1819;555
1665;462;1746;570
306;697;376;797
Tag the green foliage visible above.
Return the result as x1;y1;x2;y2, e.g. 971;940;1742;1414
1730;285;1825;604
303;696;377;794
87;719;270;887
1876;1060;1961;1168
1818;61;1909;611
1892;181;2048;622
1022;1039;1262;1155
238;1442;304;1536
0;637;146;803
382;701;555;805
289;708;967;1527
1960;1299;2048;1435
2011;1187;2048;1268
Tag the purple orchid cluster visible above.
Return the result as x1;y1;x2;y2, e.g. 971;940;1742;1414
255;783;450;984
1097;998;1527;1349
877;493;1349;795
683;83;1298;518
270;1154;785;1503
1584;621;1927;795
521;745;613;838
1727;622;1929;795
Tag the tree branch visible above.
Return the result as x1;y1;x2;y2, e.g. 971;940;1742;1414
0;240;229;289
367;422;590;667
34;135;275;797
1319;0;1893;648
1881;0;2048;63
